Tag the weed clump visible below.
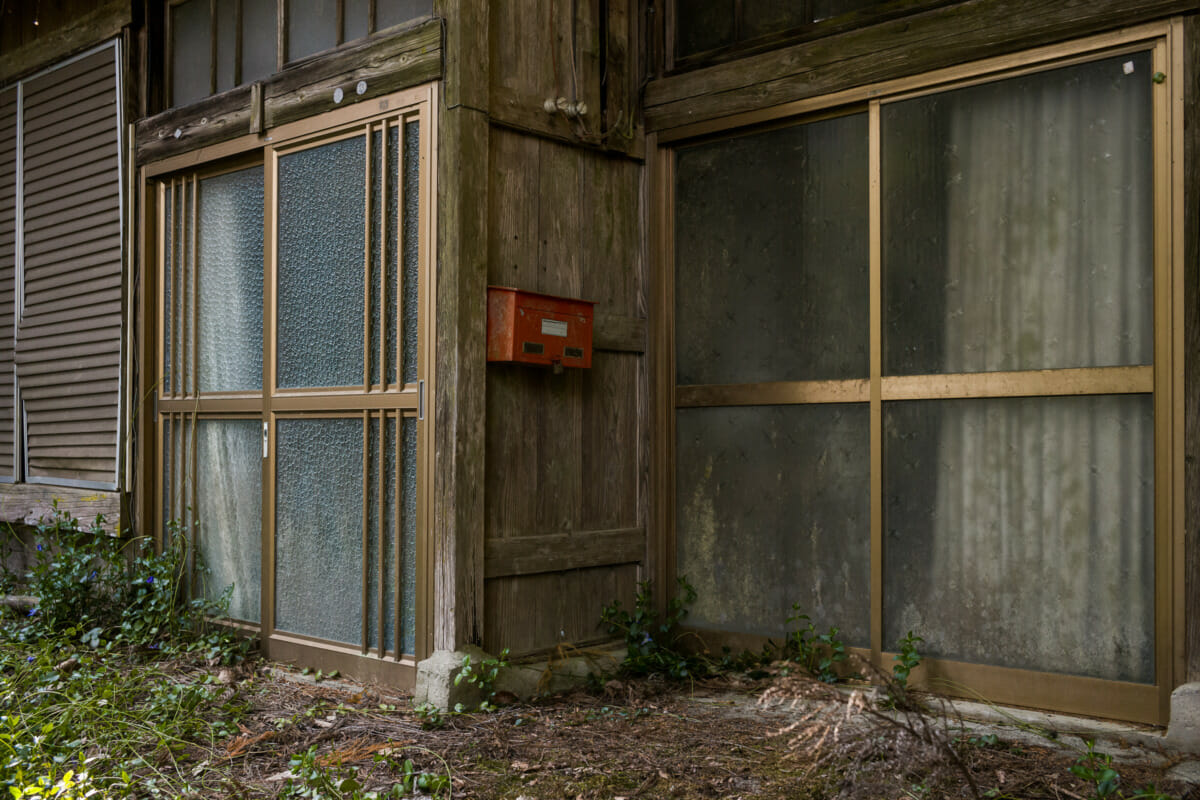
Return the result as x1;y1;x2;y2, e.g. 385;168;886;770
600;577;711;681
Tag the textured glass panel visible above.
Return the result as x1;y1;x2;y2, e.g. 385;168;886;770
883;395;1154;683
198;167;263;392
345;0;369;41
287;0;337;60
367;416;398;651
376;0;433;30
741;0;808;39
196;420;262;623
183;185;194;394
675;113;869;385
275;418;363;644
812;0;882;21
163;192;173;391
172;186;186;394
676;0;736;58
883;53;1154;375
243;0;278;83
676;404;870;644
401;123;419;385
216;0;237;92
172;0;211;106
370;133;382;386
401;416;417;654
277;136;366;388
386;126;399;385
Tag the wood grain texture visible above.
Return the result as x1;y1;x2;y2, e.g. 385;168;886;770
0;483;123;534
593;313;646;352
0;0;131;85
645;0;1199;132
134;19;441;163
484;528;643;578
1183;13;1200;683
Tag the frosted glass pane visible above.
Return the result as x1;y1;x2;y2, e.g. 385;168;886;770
345;0;369;41
275;417;363;644
172;0;211;106
741;0;807;38
883;53;1153;375
196;420;262;623
216;0;237;92
676;404;870;644
243;0;278;83
287;0;337;60
198;167;263;392
370;134;382;386
367;416;397;652
386;126;399;385
277;136;366;388
676;0;735;57
401;123;419;385
883;395;1154;683
401;416;417;654
163;194;173;391
376;0;433;30
812;0;881;21
675;113;868;385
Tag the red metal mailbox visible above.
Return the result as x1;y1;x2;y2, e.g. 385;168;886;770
487;286;594;369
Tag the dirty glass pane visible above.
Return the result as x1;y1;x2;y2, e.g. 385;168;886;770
369;132;382;386
196;419;262;624
401;122;420;385
883;394;1154;683
376;0;434;31
676;0;736;58
287;0;337;61
275;417;363;645
198;167;263;392
401;416;417;654
812;0;883;21
675;112;869;385
386;125;399;385
277;135;366;388
345;0;370;41
171;0;211;106
163;192;173;392
367;416;398;652
676;404;870;644
215;0;237;92
882;52;1154;376
243;0;278;83
741;0;808;39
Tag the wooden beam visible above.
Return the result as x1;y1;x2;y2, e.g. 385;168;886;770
593;312;646;353
0;1;132;86
484;528;645;579
134;18;441;163
644;0;1198;132
432;0;489;652
0;483;123;534
1183;13;1200;683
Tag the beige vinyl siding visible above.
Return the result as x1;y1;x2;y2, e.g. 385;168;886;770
16;46;121;487
0;87;15;480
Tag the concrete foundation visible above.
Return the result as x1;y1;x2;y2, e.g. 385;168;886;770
413;645;626;711
1167;682;1200;753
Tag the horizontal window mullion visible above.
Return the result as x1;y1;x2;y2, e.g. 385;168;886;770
675;378;869;408
880;364;1152;401
158;396;263;414
270;391;417;412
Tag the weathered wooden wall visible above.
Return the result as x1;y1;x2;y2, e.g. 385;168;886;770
0;0;132;84
479;0;646;655
1183;12;1200;683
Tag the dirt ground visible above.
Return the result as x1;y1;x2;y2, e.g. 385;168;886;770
204;662;1197;799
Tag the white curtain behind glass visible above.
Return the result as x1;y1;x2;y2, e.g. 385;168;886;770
887;54;1156;683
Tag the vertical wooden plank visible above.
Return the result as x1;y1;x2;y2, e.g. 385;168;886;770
485;129;539;541
581;353;638;531
432;0;489;653
1182;13;1200;683
868;99;883;667
648;135;674;616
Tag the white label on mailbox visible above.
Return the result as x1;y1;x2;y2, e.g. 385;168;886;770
541;318;568;337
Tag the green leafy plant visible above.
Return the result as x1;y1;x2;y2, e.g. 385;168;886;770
284;745;449;799
783;605;848;683
1067;740;1173;800
892;630;924;691
600;577;709;681
453;648;510;712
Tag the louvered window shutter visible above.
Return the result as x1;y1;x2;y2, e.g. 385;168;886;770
0;88;16;482
16;46;122;488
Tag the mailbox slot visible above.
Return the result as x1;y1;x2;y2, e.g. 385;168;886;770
487;286;594;369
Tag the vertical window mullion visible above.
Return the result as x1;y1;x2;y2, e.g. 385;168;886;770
361;409;370;654
363;125;373;390
380;121;389;388
209;0;219;96
868;99;883;668
377;408;386;656
235;0;244;87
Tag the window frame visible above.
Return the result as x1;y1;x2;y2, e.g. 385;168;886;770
652;20;1186;724
141;82;438;680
